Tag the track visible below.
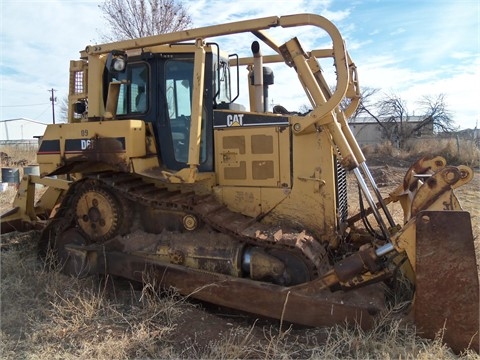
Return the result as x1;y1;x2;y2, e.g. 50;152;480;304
43;171;333;282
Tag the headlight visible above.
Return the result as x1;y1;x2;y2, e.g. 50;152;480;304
106;50;127;73
112;57;126;72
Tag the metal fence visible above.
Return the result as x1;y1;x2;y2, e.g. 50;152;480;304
0;139;39;152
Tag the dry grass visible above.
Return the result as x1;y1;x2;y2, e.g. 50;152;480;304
0;145;38;168
362;138;480;168
0;186;17;213
405;137;480;168
1;139;479;359
0;233;193;359
2;233;478;359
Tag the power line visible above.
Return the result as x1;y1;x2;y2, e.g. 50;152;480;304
34;106;51;120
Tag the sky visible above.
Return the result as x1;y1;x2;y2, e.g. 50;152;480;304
1;0;479;139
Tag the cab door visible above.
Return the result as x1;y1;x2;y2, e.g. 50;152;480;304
155;55;214;172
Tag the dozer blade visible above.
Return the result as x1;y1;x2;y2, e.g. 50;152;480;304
415;210;479;353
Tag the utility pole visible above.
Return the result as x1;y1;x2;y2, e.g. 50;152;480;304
49;88;57;124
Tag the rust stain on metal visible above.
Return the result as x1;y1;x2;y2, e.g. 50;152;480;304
401;156;446;192
425;176;437;189
340;154;357;171
415;210;479;353
82;136;129;171
91;250;386;330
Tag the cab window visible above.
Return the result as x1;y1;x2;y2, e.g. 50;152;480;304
111;63;149;115
215;60;231;104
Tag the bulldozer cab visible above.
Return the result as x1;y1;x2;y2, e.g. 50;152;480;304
102;47;222;172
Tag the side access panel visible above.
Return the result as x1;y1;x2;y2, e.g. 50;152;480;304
214;121;291;188
415;210;479;353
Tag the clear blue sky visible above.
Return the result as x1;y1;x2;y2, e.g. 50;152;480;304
1;0;478;129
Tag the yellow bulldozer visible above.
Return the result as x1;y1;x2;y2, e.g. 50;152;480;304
1;14;478;353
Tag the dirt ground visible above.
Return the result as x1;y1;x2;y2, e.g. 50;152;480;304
1;161;479;357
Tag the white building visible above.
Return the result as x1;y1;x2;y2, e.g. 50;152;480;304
0;118;48;141
348;116;433;146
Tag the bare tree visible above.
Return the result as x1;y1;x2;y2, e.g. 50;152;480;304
99;0;193;42
58;96;69;123
295;87;380;118
352;92;456;148
375;93;409;147
415;94;456;133
299;87;455;150
349;86;379;119
323;85;379;120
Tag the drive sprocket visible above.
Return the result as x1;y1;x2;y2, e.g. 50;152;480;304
73;184;122;242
